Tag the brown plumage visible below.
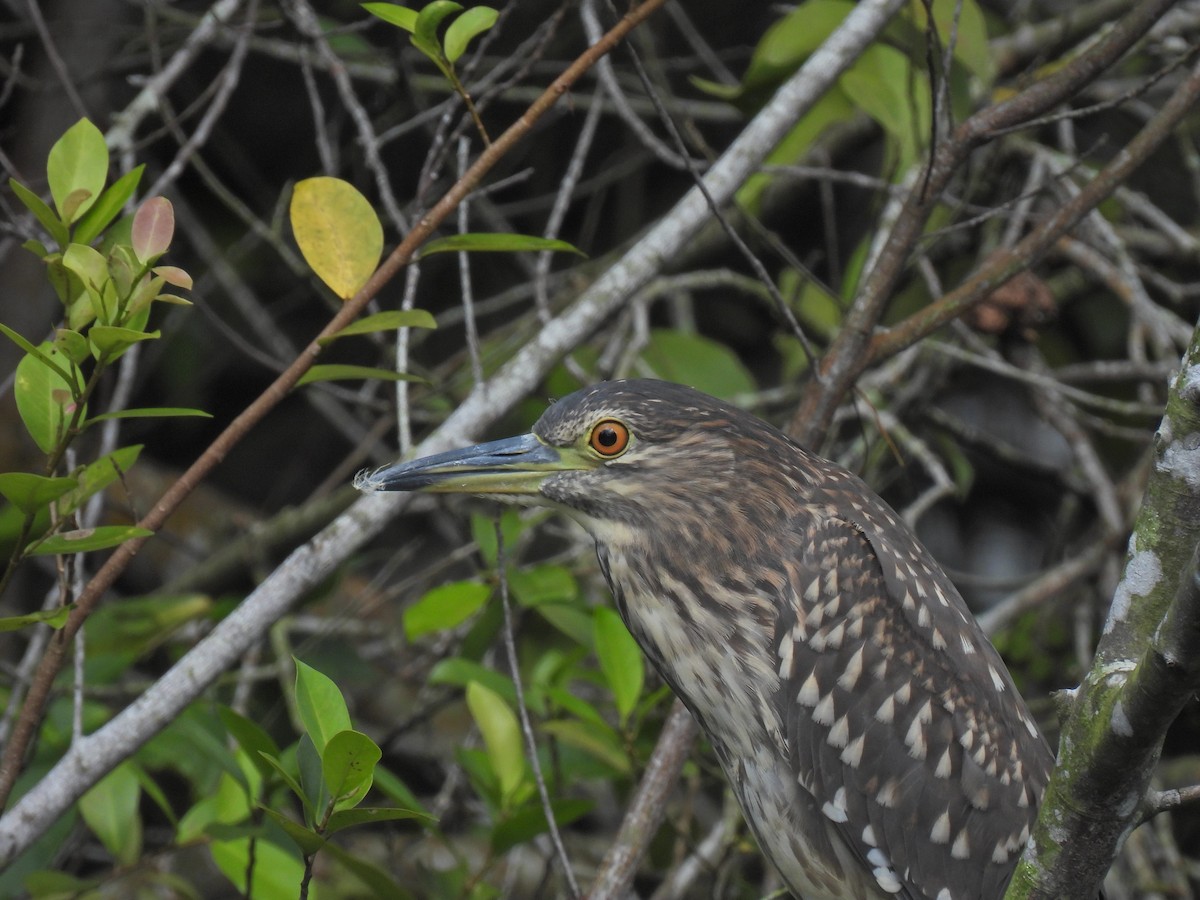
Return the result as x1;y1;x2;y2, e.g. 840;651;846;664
357;379;1053;899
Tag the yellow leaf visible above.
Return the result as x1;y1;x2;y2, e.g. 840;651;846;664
290;177;383;300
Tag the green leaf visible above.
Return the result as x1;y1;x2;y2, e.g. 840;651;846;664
175;765;254;845
535;603;593;648
421;233;584;257
840;44;930;172
295;364;424;387
491;798;592;854
323;730;382;810
0;473;78;515
14;343;84;454
910;0;993;86
429;657;517;707
294;658;352;752
47;119;108;224
27;525;152;556
404;580;491;641
319;309;437;345
61;242;109;295
290;176;383;300
210;834;308;898
736;1;853;100
413;1;462;62
544;685;609;731
73;164;145;246
444;6;498;63
321;839;417;899
507;565;577;608
22;237;49;258
22;872;100;895
86;593;211;662
84;406;211;426
9;178;69;248
540;719;630;774
218;706;282;779
593;607;644;725
0;326;75;383
469;508;523;566
259;806;326;855
79;762;142;867
54;328;90;364
326;805;433;835
89;325;160;362
297;732;326;817
466;681;525;804
257;753;311;817
782;267;843;340
363;2;418;31
130;196;174;263
639;329;754;401
0;605;72;633
57;444;142;518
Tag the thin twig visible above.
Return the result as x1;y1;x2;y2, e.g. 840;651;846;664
0;0;675;818
495;522;581;899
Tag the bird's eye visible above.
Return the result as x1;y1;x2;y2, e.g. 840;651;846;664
589;419;630;457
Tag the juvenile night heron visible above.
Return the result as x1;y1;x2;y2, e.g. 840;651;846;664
356;379;1053;899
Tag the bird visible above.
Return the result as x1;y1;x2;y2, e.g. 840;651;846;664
355;378;1054;900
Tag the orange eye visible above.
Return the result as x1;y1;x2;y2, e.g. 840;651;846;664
589;419;630;457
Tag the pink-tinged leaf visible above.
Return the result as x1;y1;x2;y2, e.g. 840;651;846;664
131;197;175;263
152;265;193;289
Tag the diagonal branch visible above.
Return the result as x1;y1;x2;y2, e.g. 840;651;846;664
869;52;1200;363
0;0;672;816
0;0;906;870
787;0;1180;447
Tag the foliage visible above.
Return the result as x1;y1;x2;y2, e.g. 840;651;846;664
1;1;1198;898
364;1;500;143
0;118;201;624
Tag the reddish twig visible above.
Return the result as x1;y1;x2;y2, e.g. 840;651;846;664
0;0;671;813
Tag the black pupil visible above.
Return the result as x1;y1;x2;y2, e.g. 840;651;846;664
597;427;618;448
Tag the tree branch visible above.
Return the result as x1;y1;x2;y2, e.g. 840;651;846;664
0;0;672;818
1006;317;1200;897
787;0;1180;447
0;0;907;868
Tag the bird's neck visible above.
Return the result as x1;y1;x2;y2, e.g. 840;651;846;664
594;537;787;764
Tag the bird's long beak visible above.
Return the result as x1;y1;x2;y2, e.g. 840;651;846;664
354;432;576;495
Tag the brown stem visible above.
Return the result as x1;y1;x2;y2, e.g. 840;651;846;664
0;0;670;813
786;0;1179;448
586;701;698;900
868;53;1200;363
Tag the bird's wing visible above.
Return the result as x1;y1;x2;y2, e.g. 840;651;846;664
775;509;1053;900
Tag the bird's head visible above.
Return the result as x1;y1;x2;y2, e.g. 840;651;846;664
354;380;792;546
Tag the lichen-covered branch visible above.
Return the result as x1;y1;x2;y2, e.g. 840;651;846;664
1006;317;1200;898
